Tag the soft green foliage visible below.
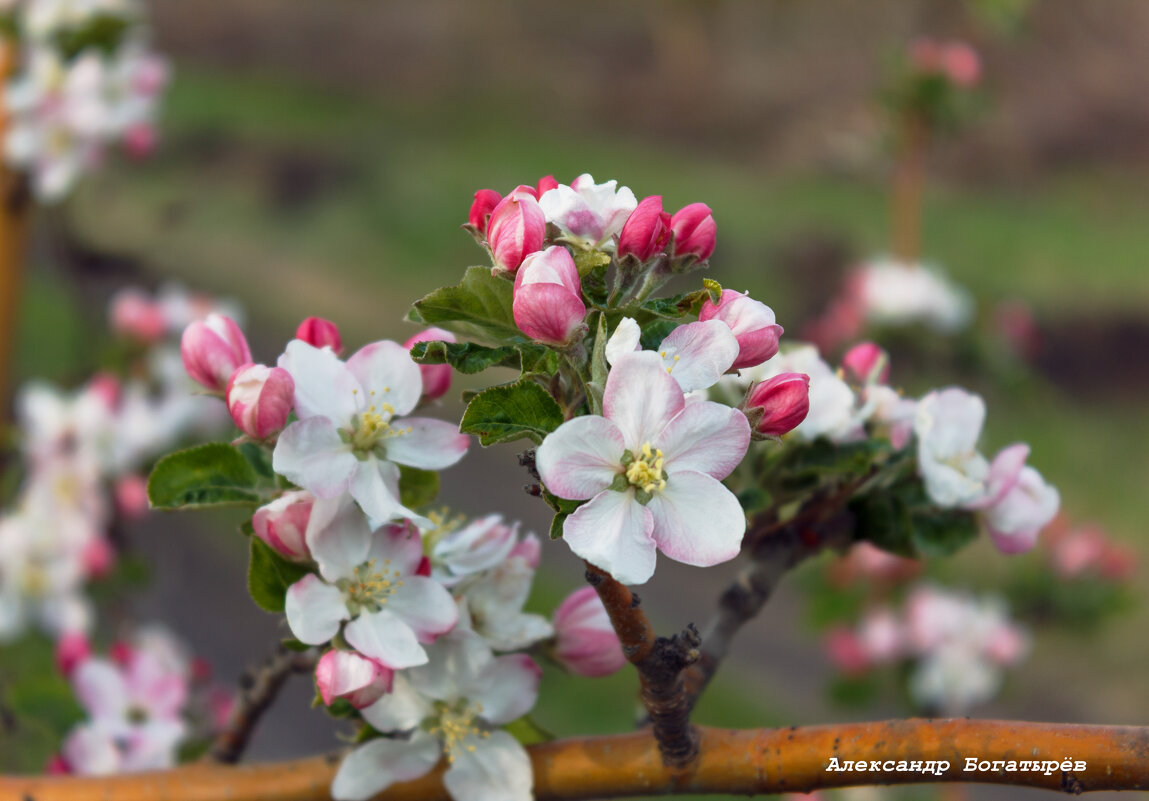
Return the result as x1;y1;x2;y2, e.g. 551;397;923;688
147;442;265;509
397;465;440;510
459;381;565;446
247;535;310;613
0;635;85;772
852;482;980;559
409;340;557;379
409;266;520;345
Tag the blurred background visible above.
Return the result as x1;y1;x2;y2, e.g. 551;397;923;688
7;1;1149;799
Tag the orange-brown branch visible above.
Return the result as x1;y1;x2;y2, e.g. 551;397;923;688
4;720;1148;800
890;111;930;265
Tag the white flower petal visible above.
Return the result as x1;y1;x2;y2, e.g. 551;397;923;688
360;674;434;733
345;341;423;417
284;575;347;645
656;401;749;481
603;352;684;451
306;496;373;581
409;629;494;701
273;417;357;498
443;730;532;801
562;490;656;586
657;320;739;392
647;470;745;568
278;339;359;422
387;577;459;643
349;459;425;528
470;654;542;725
536;415;625;500
331;732;442;801
604;317;641;366
383;417;469;471
74;660;129;721
345;609;428;669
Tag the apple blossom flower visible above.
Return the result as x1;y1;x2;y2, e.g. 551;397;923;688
296;317;342;353
486;188;546;275
180;314;251;393
509;532;541;568
669;202;717;261
314;649;393;709
552;586;625;677
604;317;739;394
454;552;554;652
226;363;294;440
512;246;587;347
109;288;167;343
536;351;750;585
981;465;1060;555
699;289;783;369
913;388;990;508
840;342;889;385
251;490;315;562
617;195;671;263
742;372;810;438
284;503;457;668
429;514;520;586
56;631;92;677
332;630;539;801
863;385;917;449
854;258;974;333
743;345;863;443
272;339;469;526
537;173;637;251
404;327;457;401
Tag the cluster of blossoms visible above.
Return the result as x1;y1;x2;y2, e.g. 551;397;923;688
1;0;169;200
0;284;233;644
825;583;1029;715
181;313;626;801
1039;516;1135;583
49;624;233;775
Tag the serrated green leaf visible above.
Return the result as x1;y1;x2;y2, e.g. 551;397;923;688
238;441;276;480
148;443;261;510
398;465;440;509
410;266;520;345
460;382;564;446
410;340;558;382
247;537;311;613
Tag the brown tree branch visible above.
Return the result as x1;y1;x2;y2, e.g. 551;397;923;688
584;562;700;769
208;643;319;764
5;720;1149;800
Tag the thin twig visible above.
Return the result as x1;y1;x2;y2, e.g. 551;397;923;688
208;643;319;765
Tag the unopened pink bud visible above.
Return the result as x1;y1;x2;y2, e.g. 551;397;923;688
44;755;71;775
109;288;166;342
180;314;251;393
295;317;342;353
699;289;784;369
252;491;314;562
487;190;546;275
841;341;890;385
467;189;502;236
942;42;981;88
823;626;869;676
535;175;559;197
114;474;150;520
55;632;91;677
617;195;671;263
123;122;158;160
315;650;393;709
670;202;717;261
403;327;457;401
81;537;115;578
553;587;625;677
227;364;295;440
513;246;587;346
510;532;542;569
744;372;810;438
85;373;121;411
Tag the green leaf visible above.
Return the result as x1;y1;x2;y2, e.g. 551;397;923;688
410;266;520;345
910;507;979;558
398;465;440;510
410;340;558;381
549;513;566;540
504;715;555;746
460;381;565;446
852;481;980;560
148;443;261;510
238;441;276;480
247;537;311;613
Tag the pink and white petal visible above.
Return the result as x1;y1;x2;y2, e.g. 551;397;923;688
345;609;428;669
272;418;357;498
364;523;425;576
470;654;542;725
409;630;494;701
349;459;428;529
73;659;129;721
647;470;746;568
443;730;532;801
562;490;657;586
345;341;423;417
657;401;750;480
604;317;641;366
306;496;373;581
360;674;434;733
62;724;122;776
278;339;359;422
658;320;739;392
386;577;459;643
383;417;470;471
284;575;347;645
973;443;1030;510
331;732;442;801
603;352;685;451
536;415;625;500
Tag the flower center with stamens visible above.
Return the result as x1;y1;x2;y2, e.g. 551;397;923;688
624;443;666;494
428;700;489;764
338;558;404;616
343;388;414;456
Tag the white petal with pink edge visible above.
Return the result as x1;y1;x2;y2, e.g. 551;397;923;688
331;731;442;801
349;458;428;528
277;339;359;422
344;609;428;669
603;352;684;451
536;415;625;500
284;575;347;645
345;341;423;417
443;730;532;801
470;653;542;725
273;417;357;498
74;659;129;721
657;320;739;392
360;673;434;733
385;577;459;644
382;417;470;471
306;496;373;581
604;317;641;365
647;470;746;568
562;489;656;586
656;400;750;480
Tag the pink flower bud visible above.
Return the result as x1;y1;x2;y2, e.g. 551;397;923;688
295;317;342;353
467;189;502;236
841;341;890;385
942;42;981;88
699;289;784;369
823;626;869;676
85;373;121;411
513;246;587;346
315;650;393;709
132;54;169;96
670;202;717;261
55;632;91;678
510;532;542;569
109;288;166;342
180;314;251;393
403;327;457;401
252;490;314;562
44;755;71;775
617;195;671;263
743;372;810;438
553;587;625;677
123;122;158;160
114;474;150;520
487;190;546;275
226;363;295;440
535;174;559;197
81;538;115;578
